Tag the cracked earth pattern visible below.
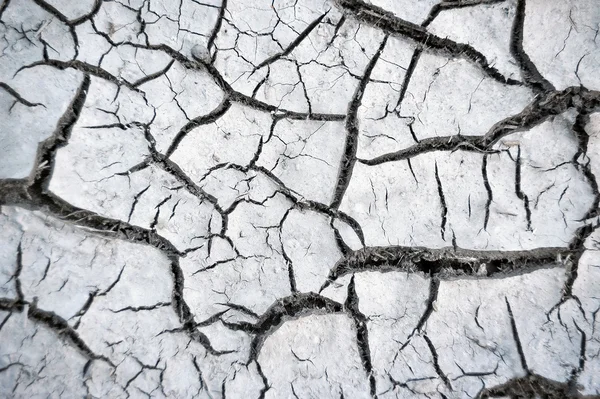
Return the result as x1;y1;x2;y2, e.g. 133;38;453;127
1;0;600;398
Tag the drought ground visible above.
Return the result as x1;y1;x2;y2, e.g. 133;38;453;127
1;0;600;398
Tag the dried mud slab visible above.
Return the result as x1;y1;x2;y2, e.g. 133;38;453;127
1;0;600;398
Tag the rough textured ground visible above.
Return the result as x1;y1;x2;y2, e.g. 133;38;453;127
1;0;600;398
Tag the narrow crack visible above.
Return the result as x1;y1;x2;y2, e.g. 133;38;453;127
253;12;328;72
0;82;46;111
423;333;452;390
514;146;532;231
505;297;530;374
482;154;493;230
331;34;388;209
434;162;448;241
345;275;377;398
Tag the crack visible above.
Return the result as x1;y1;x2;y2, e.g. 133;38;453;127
71;290;97;329
514;146;532;231
220;293;344;362
12;241;25;305
454;362;498;380
475;304;485;331
165;97;231;158
335;0;520;85
280;236;298;294
423;333;452;390
476;373;585;398
434;162;448;241
0;82;46;111
110;302;171;313
482;154;493;230
17;59;143;95
295;61;312;116
321;245;572;291
345;275;377;398
399;277;440;351
510;0;555;93
505;297;530;375
1;297;116;367
207;0;227;58
328;14;346;46
549;111;600;312
216;302;260;319
131;59;175;87
406;158;419;186
0;0;11;20
567;320;586;394
331;34;388;209
1;1;599;394
253;12;328;72
98;265;125;297
255;359;271;399
422;0;507;28
572;111;600;221
128;185;151;223
167;255;230;355
395;47;422;115
358;86;600;166
29;74;91;191
150;195;172;230
331;217;352;256
31;0;101;27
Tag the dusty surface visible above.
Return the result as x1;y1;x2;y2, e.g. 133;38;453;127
1;0;600;398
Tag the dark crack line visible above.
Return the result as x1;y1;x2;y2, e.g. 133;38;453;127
132;59;175;88
568;320;587;393
434;162;448;241
128;185;151;223
0;297;115;367
0;0;11;20
255;359;271;399
17;59;143;96
220;293;344;362
253;12;328;72
280;237;298;294
359;86;600;166
423;333;452;390
0;73;226;358
400;277;440;351
331;34;388;209
110;302;171;313
482;154;493;230
395;47;422;114
0;82;46;111
165;99;232;159
207;0;227;57
12;241;25;305
31;0;101;26
510;0;555;93
514;146;532;231
476;373;579;398
550;111;600;313
335;0;520;85
321;245;572;291
71;290;97;329
345;276;377;398
505;297;530;375
422;0;507;28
